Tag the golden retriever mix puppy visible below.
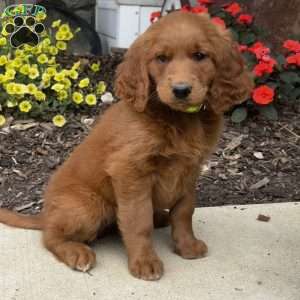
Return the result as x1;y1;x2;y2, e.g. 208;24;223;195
0;12;253;280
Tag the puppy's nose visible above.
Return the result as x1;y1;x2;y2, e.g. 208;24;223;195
172;83;192;100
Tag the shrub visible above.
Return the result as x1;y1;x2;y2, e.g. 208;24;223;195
150;1;300;122
0;12;107;128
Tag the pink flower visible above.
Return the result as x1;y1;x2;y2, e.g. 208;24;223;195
283;40;300;53
211;17;226;28
237;14;253;25
224;2;241;16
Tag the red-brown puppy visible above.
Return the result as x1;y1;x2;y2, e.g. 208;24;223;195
0;12;253;281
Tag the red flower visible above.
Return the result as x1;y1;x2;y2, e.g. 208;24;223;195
197;0;214;4
211;17;226;28
181;5;191;12
150;11;161;23
252;85;274;105
238;44;248;52
237;14;253;25
248;42;270;60
224;2;241;16
191;6;208;14
286;53;300;66
283;40;300;53
253;62;274;77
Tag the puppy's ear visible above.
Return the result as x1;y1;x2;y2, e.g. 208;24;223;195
115;38;150;112
208;27;254;114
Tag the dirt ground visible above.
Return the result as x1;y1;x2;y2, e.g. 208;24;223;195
0;54;299;214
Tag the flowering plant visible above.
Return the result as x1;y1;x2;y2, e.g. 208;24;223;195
0;12;108;128
150;1;300;122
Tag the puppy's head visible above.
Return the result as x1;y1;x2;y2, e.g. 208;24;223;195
115;12;254;114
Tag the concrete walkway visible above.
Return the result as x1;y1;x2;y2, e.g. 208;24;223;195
0;202;299;300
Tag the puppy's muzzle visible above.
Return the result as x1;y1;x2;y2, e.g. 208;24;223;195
172;82;192;100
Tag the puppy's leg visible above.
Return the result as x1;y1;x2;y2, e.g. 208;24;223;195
43;191;114;272
114;181;163;281
170;191;207;259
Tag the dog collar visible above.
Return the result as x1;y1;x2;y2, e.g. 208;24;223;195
186;104;205;113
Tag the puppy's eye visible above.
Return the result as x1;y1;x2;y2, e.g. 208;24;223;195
192;52;207;62
156;55;169;64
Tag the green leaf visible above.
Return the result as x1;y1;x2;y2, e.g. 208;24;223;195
239;32;256;46
231;107;248;123
279;72;300;84
258;105;278;121
276;54;286;66
290;88;300;101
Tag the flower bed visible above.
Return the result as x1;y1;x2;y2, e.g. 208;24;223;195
151;0;300;122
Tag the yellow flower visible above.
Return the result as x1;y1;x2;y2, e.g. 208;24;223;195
31;45;42;55
1;27;9;36
46;67;57;77
42;38;51;47
72;91;83;104
68;69;78;80
64;31;74;41
36;12;46;22
72;61;81;70
54;72;65;82
42;80;51;88
56;41;67;51
34;91;46;101
28;68;39;79
6;99;18;107
51;83;64;92
42;73;51;82
0;74;7;83
0;55;8;66
49;46;58;56
63;78;71;89
15;49;24;57
85;94;97;106
12;58;23;68
55;31;66;41
0;37;7;46
0;115;6;127
48;57;56;65
52;20;61;28
96;81;106;95
5;69;16;80
59;24;71;33
14;84;28;95
20;64;30;75
19;101;32;113
37;54;48;64
58;90;68;101
79;78;90;88
5;83;15;94
91;63;100;72
52;114;66;127
27;83;38;94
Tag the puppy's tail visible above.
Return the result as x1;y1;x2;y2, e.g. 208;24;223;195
0;208;43;230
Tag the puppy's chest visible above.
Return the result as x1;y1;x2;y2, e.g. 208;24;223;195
151;137;204;209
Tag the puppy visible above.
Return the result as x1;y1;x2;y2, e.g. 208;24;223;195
0;12;253;281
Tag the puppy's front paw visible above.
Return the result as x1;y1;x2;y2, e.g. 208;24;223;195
175;239;208;259
129;255;164;281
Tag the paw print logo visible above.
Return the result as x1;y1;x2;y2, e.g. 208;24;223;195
5;16;45;48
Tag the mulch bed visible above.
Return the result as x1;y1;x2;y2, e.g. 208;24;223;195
0;54;299;214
